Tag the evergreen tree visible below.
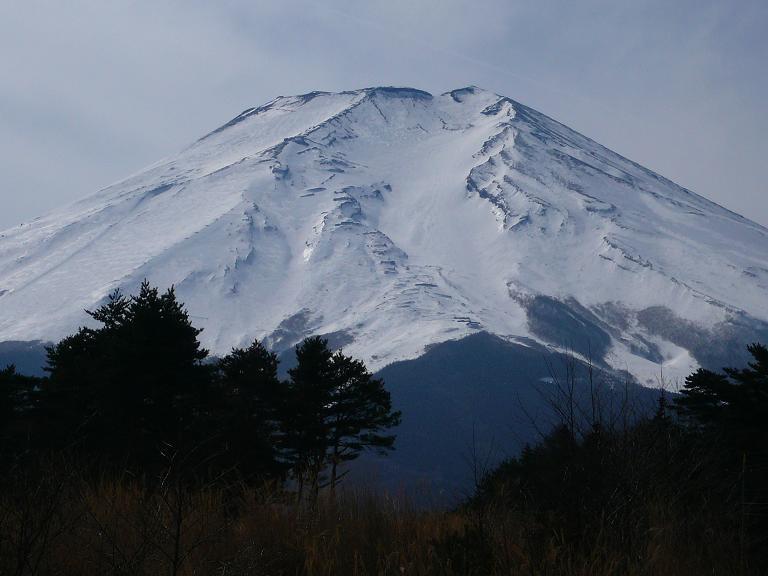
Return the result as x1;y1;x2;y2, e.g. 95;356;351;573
44;281;212;472
283;337;400;496
676;343;768;452
283;337;336;496
109;281;210;450
326;350;401;493
0;365;43;464
42;327;105;453
216;340;286;479
0;365;19;430
675;343;768;516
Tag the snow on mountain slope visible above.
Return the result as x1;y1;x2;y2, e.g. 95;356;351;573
1;86;767;386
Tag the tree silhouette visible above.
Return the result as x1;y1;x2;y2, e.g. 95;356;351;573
216;340;287;479
0;365;41;464
283;337;335;496
283;337;400;497
11;285;399;491
326;350;401;493
44;281;212;472
676;343;768;453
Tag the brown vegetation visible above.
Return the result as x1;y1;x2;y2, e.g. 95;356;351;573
0;455;756;576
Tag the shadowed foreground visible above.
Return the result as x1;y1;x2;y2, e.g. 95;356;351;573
0;454;758;576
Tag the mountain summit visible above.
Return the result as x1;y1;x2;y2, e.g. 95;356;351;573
2;86;767;385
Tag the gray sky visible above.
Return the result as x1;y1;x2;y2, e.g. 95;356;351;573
1;0;766;229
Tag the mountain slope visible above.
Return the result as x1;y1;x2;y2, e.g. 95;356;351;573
2;86;767;386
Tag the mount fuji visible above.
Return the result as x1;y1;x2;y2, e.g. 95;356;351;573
2;86;767;388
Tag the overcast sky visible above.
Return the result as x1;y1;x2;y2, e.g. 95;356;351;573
1;0;766;229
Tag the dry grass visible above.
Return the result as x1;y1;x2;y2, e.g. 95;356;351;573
0;465;467;576
0;462;750;576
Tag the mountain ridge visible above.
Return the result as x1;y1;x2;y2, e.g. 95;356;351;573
2;86;767;387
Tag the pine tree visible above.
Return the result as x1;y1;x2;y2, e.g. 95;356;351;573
326;350;401;494
44;281;212;472
676;343;768;452
0;365;43;464
216;340;286;479
283;337;400;497
283;337;336;496
675;342;768;557
0;365;20;430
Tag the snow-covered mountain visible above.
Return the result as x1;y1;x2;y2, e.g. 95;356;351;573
2;86;767;386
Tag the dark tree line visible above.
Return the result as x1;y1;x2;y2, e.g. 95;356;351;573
0;281;400;493
471;343;768;574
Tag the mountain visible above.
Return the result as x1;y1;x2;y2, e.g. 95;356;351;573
2;86;768;388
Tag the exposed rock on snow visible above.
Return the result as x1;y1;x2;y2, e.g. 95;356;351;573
2;86;767;387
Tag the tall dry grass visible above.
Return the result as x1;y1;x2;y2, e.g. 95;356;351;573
0;460;466;576
0;458;752;576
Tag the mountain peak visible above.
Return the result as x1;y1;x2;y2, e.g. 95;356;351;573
358;86;434;100
1;87;767;388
